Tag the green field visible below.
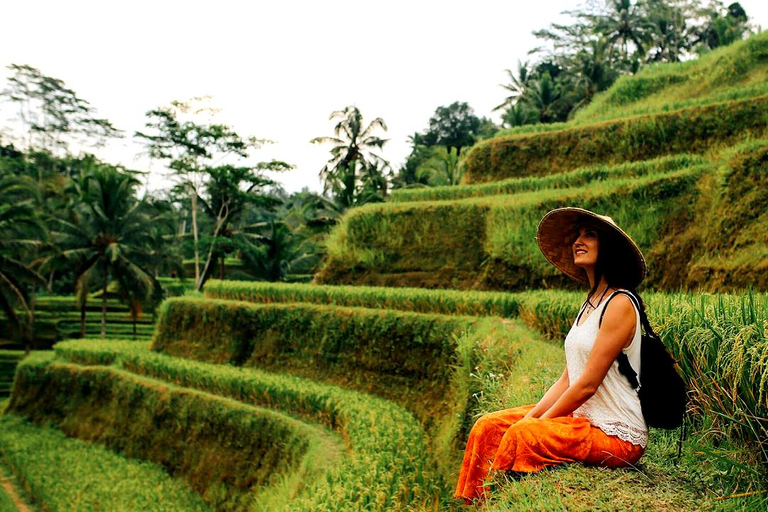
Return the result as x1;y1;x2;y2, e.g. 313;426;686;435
3;31;768;512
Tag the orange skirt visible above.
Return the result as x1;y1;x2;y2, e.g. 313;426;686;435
455;404;645;502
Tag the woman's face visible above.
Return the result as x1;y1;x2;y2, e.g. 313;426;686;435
572;225;599;268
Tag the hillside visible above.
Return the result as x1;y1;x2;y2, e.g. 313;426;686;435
2;33;767;512
317;31;768;292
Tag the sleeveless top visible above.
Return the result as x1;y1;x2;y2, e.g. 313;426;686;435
564;290;648;447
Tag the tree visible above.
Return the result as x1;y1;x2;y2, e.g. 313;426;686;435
419;147;464;186
136;98;268;290
0;175;47;353
0;64;122;155
697;2;751;50
195;161;289;287
310;106;390;209
422;102;481;157
50;165;161;339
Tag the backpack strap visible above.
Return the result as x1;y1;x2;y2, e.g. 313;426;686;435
599;290;641;390
598;290;640;328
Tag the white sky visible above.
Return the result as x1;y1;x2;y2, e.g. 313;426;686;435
1;0;767;194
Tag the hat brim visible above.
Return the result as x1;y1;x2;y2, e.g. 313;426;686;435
536;207;647;287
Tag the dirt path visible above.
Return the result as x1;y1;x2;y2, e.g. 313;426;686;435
0;475;32;512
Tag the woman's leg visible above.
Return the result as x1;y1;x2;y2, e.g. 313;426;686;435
492;415;593;473
492;417;645;473
455;405;534;501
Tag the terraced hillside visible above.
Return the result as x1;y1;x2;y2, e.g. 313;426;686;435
2;33;767;512
317;31;768;292
4;283;765;510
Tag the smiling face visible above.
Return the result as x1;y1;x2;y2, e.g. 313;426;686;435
572;224;600;269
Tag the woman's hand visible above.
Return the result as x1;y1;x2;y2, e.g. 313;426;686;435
524;367;570;419
540;294;636;419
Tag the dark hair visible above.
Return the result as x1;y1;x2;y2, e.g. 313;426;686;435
585;228;652;323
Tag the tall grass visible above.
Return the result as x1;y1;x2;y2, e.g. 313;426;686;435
0;413;210;511
9;352;339;511
653;292;768;479
320;165;702;290
390;154;704;203
48;339;453;510
204;279;522;317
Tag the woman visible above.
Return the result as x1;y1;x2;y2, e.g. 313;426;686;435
455;207;649;503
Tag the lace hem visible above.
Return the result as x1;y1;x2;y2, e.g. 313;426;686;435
594;420;648;447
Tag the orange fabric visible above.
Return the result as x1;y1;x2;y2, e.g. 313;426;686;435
455;404;645;502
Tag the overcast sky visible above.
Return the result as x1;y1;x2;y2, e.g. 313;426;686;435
2;0;767;195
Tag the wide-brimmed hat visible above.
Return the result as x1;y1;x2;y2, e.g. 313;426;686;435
536;207;646;287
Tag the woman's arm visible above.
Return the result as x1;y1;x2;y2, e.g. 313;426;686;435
524;367;570;419
540;294;636;419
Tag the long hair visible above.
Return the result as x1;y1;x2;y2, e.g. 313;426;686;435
581;225;654;331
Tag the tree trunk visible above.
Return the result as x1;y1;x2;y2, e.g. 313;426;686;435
80;300;87;339
101;265;108;340
25;287;36;355
192;193;201;290
198;205;228;292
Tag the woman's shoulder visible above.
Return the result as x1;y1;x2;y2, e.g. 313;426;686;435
600;291;637;325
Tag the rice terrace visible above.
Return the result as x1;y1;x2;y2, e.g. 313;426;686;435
1;2;768;511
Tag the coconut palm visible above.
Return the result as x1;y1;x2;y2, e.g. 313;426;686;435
591;0;654;64
0;175;47;352
493;62;533;113
310;106;389;209
50;165;160;339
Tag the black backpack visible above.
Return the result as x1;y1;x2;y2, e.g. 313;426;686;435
599;291;687;429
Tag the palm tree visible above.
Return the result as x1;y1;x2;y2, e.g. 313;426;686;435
0;176;47;353
310;106;389;209
568;39;619;112
590;0;654;65
527;72;566;124
51;165;160;339
493;62;533;113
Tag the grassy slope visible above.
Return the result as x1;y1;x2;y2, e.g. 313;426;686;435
497;31;768;137
317;163;704;290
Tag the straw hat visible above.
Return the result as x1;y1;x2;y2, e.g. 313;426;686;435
536;207;646;287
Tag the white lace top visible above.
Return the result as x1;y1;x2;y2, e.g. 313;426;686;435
564;291;648;447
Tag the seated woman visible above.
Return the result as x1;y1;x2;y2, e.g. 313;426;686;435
455;207;649;503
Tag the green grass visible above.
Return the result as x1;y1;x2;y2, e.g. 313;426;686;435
318;165;702;290
8;352;343;511
0;413;209;512
152;296;478;431
464;93;767;183
203;279;522;318
493;32;768;140
46;339;453;510
391;154;704;203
